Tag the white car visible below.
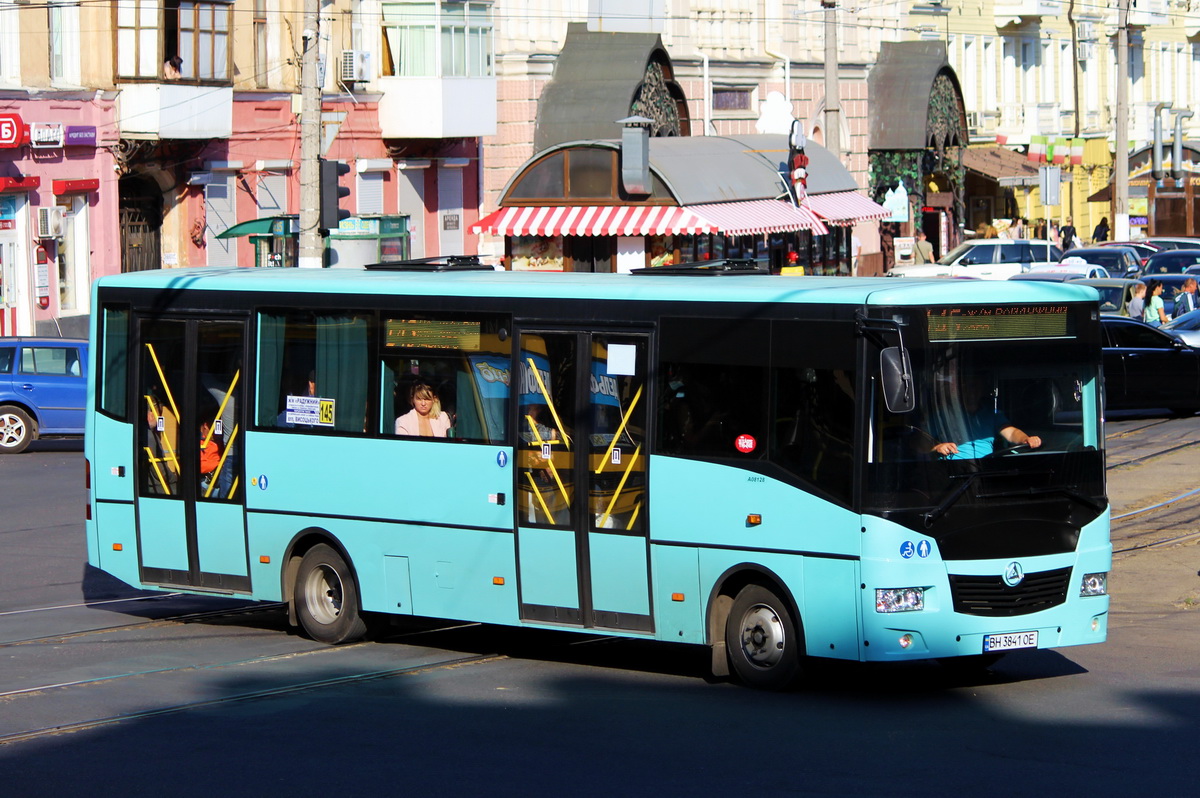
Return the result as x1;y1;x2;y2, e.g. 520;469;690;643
1026;258;1111;279
890;239;1063;280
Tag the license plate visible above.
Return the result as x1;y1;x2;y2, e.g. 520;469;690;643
983;630;1038;652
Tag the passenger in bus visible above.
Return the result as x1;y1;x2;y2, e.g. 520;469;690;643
395;380;452;437
930;375;1042;460
199;418;224;497
144;389;180;494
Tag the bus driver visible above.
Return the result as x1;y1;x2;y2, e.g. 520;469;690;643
930;374;1042;459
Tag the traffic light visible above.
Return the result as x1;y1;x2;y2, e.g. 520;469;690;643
319;159;351;232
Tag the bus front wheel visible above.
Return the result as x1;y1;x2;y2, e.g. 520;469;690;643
725;584;802;690
295;544;367;645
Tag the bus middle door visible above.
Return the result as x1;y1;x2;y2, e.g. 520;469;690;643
515;330;653;633
136;317;250;593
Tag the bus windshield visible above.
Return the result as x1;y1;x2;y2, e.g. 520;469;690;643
865;305;1105;558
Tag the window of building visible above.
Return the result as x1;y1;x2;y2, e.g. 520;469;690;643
0;5;17;84
254;0;268;88
57;196;89;314
49;1;81;85
117;0;232;81
712;87;752;112
381;1;493;78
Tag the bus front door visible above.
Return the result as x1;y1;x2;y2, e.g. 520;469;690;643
135;317;250;593
515;331;653;633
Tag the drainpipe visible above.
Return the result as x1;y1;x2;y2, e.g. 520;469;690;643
1170;109;1193;186
762;1;791;107
699;52;712;135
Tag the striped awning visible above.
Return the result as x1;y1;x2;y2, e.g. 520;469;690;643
687;199;830;236
803;191;891;226
472;205;717;236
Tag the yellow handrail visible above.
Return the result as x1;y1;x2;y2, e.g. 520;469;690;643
598;444;641;529
595;384;642;474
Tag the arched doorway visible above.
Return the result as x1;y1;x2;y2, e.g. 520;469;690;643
119;174;163;273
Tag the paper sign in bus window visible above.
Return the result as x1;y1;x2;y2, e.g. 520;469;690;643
607;343;636;376
286;394;336;427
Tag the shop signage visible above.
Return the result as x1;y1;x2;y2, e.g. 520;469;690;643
0;113;23;148
30;123;65;148
336;217;378;236
64;126;97;147
443;213;460;231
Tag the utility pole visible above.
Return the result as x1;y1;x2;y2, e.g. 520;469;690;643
1114;0;1131;241
298;0;323;268
822;1;841;156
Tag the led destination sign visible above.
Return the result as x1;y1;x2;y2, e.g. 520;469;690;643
927;305;1072;342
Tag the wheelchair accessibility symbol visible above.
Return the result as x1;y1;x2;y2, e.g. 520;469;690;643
900;540;915;559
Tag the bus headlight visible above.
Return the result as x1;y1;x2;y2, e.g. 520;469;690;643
875;587;925;613
1080;572;1108;597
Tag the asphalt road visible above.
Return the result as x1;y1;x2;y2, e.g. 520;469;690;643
0;427;1196;796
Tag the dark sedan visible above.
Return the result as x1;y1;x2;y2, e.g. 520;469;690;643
1139;249;1200;277
1102;317;1200;415
1063;246;1141;277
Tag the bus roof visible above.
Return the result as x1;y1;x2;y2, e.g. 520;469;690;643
95;267;1100;308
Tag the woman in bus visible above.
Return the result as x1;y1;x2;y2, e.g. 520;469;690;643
395;380;452;437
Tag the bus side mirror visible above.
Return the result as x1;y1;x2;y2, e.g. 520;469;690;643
881;347;916;413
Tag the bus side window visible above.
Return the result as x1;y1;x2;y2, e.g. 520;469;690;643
380;315;511;444
256;311;372;433
657;317;770;458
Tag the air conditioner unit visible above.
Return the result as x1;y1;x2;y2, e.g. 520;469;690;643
1077;21;1094;41
1077;41;1096;61
340;50;371;83
966;111;981;131
36;207;64;239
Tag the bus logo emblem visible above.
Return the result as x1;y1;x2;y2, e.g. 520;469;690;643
1003;561;1025;587
735;434;757;453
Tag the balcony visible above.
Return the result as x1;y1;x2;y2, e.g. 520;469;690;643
117;83;233;139
994;0;1062;25
376;77;496;139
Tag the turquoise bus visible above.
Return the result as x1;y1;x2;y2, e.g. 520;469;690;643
85;260;1110;688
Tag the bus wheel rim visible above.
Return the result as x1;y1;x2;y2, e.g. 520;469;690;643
739;604;786;668
305;563;344;625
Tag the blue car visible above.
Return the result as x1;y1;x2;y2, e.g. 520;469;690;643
0;337;88;453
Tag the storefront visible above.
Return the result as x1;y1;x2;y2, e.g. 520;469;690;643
474;133;885;274
0;103;118;337
1088;144;1200;239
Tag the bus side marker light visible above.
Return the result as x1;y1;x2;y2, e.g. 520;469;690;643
493;577;505;585
260;555;271;564
746;514;762;527
671;593;685;602
112;543;123;551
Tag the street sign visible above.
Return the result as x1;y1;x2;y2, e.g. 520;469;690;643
0;113;23;148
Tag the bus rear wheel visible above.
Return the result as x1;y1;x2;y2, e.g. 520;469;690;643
295;544;367;645
0;406;34;454
725;584;802;690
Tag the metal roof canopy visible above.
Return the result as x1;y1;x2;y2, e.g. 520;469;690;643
535;23;684;151
498;135;861;209
216;215;297;239
868;41;962;151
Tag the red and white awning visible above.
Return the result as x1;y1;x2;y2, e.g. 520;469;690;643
472;205;717;236
803;191;890;226
687;199;829;236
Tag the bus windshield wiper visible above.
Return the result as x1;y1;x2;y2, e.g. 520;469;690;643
975;485;1104;513
922;468;1020;527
